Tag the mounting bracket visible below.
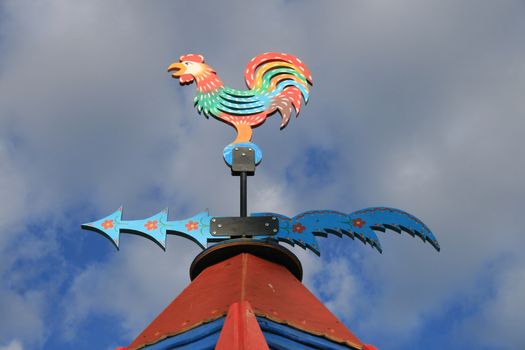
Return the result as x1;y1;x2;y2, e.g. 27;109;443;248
231;146;256;174
210;216;279;237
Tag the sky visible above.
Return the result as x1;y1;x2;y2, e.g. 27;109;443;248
0;0;524;349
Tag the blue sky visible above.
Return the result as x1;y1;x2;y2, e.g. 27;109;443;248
0;1;524;349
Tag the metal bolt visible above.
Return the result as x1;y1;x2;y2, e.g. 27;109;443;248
235;147;239;151
212;231;216;235
264;223;269;227
218;224;222;228
273;229;278;233
212;218;216;222
272;217;276;220
248;148;253;152
241;153;246;156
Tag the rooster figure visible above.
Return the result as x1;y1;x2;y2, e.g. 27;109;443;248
168;52;312;144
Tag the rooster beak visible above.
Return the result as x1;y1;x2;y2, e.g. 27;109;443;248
167;62;185;77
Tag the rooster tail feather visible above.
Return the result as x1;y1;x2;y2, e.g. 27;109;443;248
286;86;303;115
268;87;305;128
269;97;292;128
245;52;313;89
236;53;312;130
244;53;311;127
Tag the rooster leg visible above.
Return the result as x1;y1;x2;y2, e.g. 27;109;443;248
232;124;253;144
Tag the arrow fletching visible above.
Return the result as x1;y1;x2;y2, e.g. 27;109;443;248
251;207;439;255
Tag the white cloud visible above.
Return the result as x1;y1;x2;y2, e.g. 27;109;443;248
458;257;525;348
62;238;200;340
0;291;43;345
0;340;23;350
0;144;28;247
312;258;362;321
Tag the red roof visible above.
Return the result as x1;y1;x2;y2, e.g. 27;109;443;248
128;252;365;349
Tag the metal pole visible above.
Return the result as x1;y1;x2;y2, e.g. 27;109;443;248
240;172;247;217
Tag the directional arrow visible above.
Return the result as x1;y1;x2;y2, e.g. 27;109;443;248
82;207;439;256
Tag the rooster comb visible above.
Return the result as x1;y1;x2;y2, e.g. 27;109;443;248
179;54;205;63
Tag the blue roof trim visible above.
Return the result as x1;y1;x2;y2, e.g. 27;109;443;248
141;318;224;349
141;317;356;350
257;317;357;350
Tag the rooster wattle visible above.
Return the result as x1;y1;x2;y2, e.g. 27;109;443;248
168;52;312;144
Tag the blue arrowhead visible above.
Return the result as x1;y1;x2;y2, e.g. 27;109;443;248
81;207;123;249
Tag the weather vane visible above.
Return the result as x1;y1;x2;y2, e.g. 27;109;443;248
82;52;440;257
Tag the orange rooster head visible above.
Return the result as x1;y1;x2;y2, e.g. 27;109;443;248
167;54;209;85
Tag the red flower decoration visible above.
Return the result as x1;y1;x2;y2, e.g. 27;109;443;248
101;219;114;229
144;220;158;231
352;218;366;228
292;223;306;233
185;220;199;231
